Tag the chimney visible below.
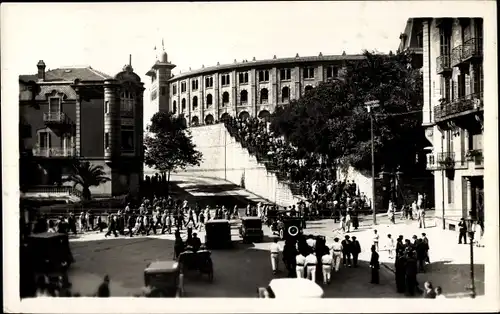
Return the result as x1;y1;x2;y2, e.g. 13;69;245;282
37;60;46;81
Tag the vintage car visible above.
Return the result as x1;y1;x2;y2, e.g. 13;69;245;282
257;278;324;298
204;219;232;249
178;248;214;282
238;217;264;243
270;212;305;240
144;260;183;297
25;232;74;273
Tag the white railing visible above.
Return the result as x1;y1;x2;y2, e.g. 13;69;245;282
33;147;76;157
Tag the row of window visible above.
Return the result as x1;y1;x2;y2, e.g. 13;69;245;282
439;19;483;57
439;64;483;102
171;66;338;95
170;86;314;114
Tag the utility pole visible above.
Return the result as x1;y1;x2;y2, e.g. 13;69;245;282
365;100;380;225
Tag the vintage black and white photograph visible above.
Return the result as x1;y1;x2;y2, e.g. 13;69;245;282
2;1;498;313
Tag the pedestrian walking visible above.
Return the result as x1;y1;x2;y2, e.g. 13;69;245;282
386;234;395;259
305;251;318;282
321;253;333;284
105;215;118;238
295;251;306;278
369;245;380;284
373;229;379;251
351;236;361;267
341;235;352;267
331;237;343;272
417;207;426;229
270;238;281;275
458;218;467;244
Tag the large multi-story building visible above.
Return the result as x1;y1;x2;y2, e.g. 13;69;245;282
400;18;484;229
146;49;364;125
19;57;145;198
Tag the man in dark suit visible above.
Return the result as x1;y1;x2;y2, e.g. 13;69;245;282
395;253;407;293
369;245;380;284
458;218;468;244
341;235;352;267
351;236;361;267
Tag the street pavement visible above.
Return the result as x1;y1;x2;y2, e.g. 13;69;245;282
66;174;484;298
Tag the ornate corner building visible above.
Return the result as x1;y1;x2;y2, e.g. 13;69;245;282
146;49;365;126
19;57;145;198
400;18;484;229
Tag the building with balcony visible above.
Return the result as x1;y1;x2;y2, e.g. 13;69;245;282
146;48;365;125
400;18;484;230
19;57;145;198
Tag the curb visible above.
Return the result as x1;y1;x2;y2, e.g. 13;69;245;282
381;262;395;273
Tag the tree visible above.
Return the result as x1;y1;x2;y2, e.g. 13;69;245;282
270;50;425;174
64;161;111;200
144;112;203;195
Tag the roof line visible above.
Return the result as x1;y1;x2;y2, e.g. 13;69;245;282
86;67;110;79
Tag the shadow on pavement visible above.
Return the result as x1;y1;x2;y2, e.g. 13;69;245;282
66;236;406;298
170;181;256;209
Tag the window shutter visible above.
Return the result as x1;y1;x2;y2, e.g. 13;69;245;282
465;74;471;96
452;79;458;100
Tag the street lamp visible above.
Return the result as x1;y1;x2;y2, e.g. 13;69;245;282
365;100;380;225
465;216;476;299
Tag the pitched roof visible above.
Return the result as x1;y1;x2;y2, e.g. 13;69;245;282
19;67;112;83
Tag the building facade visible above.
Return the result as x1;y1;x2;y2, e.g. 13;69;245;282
400;18;484;229
146;50;365;125
19;58;145;198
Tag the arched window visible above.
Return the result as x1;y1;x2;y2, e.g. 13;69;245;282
205;114;214;125
260;88;268;104
222;92;230;106
240;90;248;104
191;116;199;126
281;86;290;102
206;94;213;107
181;98;186;111
192;96;198;110
305;85;313;93
173;100;177;114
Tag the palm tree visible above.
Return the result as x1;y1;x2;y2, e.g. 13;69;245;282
64;161;110;200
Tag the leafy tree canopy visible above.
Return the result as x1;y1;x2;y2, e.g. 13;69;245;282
270;50;425;173
144;112;202;175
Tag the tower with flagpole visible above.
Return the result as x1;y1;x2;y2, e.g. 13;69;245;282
146;37;176;113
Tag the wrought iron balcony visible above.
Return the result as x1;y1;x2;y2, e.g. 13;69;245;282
437;152;455;170
451;45;463;67
43;112;71;125
436;55;452;74
32;147;76;157
462;38;483;62
433;92;483;122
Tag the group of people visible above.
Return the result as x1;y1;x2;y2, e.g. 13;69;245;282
269;234;365;286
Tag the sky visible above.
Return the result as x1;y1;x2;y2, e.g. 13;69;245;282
2;2;411;124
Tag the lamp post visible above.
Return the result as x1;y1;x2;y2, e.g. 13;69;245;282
465;217;476;298
365;100;380;225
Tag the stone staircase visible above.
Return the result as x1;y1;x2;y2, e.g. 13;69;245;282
183;124;302;207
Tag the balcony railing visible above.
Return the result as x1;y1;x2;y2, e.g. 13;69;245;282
436;55;452;74
437;152;455;169
24;185;82;198
433;92;483;121
43;112;71;124
462;38;483;62
451;45;463;67
33;147;76;157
